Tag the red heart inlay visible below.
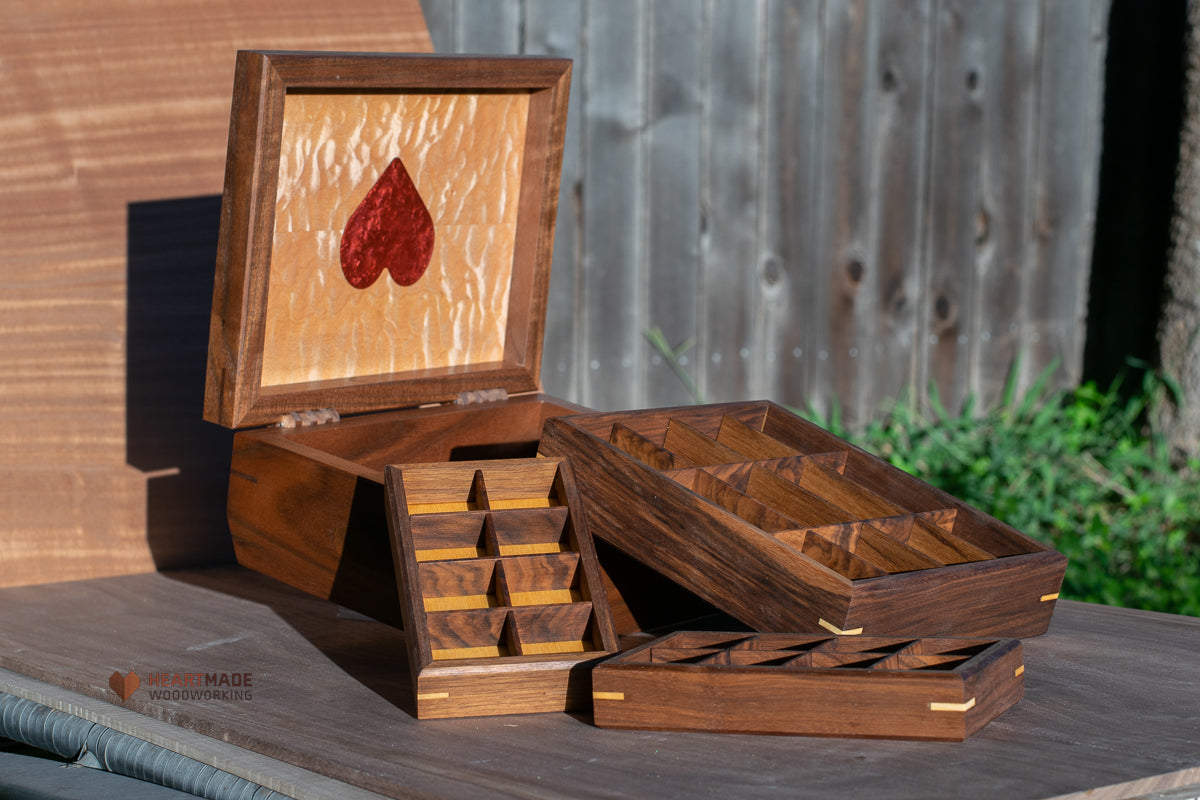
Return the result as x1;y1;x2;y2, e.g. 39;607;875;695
340;157;435;289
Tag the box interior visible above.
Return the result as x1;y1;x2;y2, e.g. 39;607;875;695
261;397;577;476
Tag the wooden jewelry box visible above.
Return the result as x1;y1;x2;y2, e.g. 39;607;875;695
539;402;1067;639
383;458;619;718
202;51;589;627
591;631;1024;741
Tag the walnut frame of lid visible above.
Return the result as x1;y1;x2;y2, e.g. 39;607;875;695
590;631;1025;741
204;51;573;430
538;401;1067;639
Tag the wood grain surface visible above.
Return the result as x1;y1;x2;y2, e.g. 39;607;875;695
0;566;1196;799
0;2;431;588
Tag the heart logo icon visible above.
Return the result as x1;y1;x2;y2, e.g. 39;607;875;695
109;670;140;701
340;156;435;289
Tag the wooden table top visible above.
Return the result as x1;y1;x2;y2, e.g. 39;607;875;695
0;565;1197;800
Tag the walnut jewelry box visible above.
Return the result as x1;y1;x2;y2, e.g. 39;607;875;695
202;51;634;717
202;50;1063;734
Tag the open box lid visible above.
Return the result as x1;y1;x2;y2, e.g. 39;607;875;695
204;51;572;429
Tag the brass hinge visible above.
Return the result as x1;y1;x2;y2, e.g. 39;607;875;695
277;407;341;428
455;388;509;405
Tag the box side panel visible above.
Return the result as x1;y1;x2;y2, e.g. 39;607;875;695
591;665;970;740
227;433;402;626
960;640;1026;737
845;552;1065;637
415;657;596;720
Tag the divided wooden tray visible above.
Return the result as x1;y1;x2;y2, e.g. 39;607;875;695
540;401;1066;638
591;631;1024;741
385;458;619;718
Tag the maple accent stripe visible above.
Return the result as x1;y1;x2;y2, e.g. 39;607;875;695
929;698;976;712
417;692;450;700
817;618;864;636
593;691;625;701
1041;593;1060;602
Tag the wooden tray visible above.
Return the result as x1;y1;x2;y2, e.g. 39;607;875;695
384;458;619;718
539;401;1066;638
591;631;1024;741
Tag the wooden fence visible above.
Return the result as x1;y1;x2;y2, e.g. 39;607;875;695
421;0;1111;425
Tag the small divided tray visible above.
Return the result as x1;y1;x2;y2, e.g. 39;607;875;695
384;458;619;719
540;401;1066;638
591;631;1025;741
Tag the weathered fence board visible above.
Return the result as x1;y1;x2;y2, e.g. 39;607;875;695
760;0;824;407
580;1;647;406
421;0;1110;425
972;2;1041;405
646;0;705;408
1026;0;1109;394
925;0;989;414
872;0;933;410
700;1;765;405
526;0;585;401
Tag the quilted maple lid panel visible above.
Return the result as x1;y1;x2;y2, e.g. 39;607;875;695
204;52;572;429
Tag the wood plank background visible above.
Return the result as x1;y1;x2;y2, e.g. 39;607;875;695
421;0;1111;422
0;2;432;589
0;0;1110;590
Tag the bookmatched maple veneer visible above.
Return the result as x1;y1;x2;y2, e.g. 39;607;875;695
540;401;1067;638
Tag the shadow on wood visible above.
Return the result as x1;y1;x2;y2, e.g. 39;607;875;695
162;567;417;716
126;196;236;570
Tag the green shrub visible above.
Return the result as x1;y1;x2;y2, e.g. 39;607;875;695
645;329;1200;616
831;367;1200;617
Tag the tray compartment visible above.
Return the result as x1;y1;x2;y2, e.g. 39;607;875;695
540;401;1067;637
609;423;690;471
671;470;799;533
662;419;745;466
491;506;573;556
418;558;501;611
409;513;491;562
426;607;513;660
501;552;585;606
509;603;602;655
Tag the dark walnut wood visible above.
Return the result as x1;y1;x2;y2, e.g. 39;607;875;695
539;401;1067;638
592;631;1024;741
384;458;620;718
